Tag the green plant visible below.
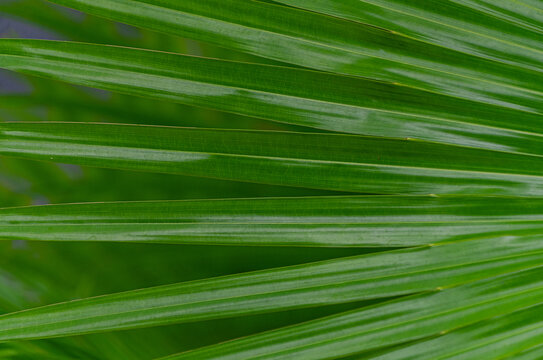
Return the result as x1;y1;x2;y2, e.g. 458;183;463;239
1;0;543;358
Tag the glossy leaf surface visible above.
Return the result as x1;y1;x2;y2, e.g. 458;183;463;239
2;196;543;246
45;0;543;117
2;0;543;358
274;0;543;73
372;304;543;360
2;234;543;341
162;267;543;359
2;122;543;195
3;39;543;153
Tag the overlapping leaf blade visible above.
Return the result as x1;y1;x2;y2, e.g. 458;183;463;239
273;0;543;72
1;0;543;358
2;122;543;195
516;343;543;360
371;304;543;360
3;39;543;153
2;234;543;341
161;267;543;359
44;0;543;117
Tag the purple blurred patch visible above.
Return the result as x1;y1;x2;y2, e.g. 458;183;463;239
0;7;64;93
0;69;31;94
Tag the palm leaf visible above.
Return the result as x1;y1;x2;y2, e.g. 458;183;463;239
1;234;543;341
371;304;543;359
43;0;543;114
1;0;543;358
2;196;543;246
1;39;543;152
160;267;543;359
273;0;543;70
2;121;543;195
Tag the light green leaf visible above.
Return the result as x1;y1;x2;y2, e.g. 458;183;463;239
2;0;543;357
45;0;543;117
160;267;543;359
516;342;543;360
371;304;543;360
2;196;543;246
2;122;543;195
273;0;543;73
2;39;543;153
2;234;543;341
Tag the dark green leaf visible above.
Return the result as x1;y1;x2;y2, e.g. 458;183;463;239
45;0;543;117
2;122;543;195
3;40;543;153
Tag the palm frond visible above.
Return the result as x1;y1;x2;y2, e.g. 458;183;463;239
1;0;542;359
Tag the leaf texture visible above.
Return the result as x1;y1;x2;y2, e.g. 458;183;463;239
45;0;543;116
2;196;543;246
160;267;543;359
1;234;543;341
2;39;543;153
2;122;543;195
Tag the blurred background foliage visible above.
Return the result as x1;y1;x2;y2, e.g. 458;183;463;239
0;1;373;358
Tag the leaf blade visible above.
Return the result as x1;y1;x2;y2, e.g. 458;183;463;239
273;0;543;73
371;304;543;360
2;122;543;195
3;196;543;246
44;0;543;117
2;235;543;341
3;39;543;153
160;267;543;360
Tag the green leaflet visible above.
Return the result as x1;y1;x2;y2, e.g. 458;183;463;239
45;0;543;116
274;0;543;72
516;343;543;360
371;304;543;359
2;122;543;195
0;240;362;360
160;267;543;359
455;0;543;33
2;234;543;341
0;88;232;128
3;40;543;153
0;72;284;130
2;196;543;246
